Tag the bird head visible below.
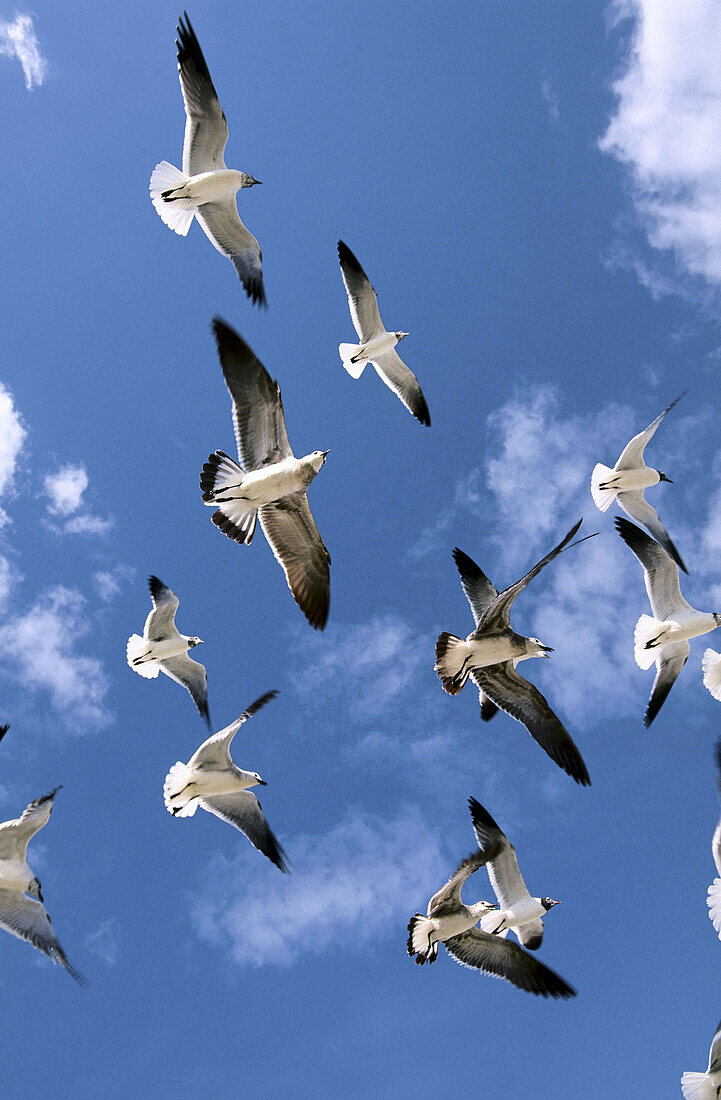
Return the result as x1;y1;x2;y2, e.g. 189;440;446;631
309;449;330;472
240;173;262;188
657;470;673;483
189;637;204;648
528;637;553;658
28;877;44;903
395;331;409;341
251;772;267;787
714;614;721;628
541;897;560;911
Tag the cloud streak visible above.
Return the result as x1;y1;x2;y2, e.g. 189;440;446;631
0;14;47;90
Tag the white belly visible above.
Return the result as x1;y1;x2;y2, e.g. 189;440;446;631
362;332;398;360
504;899;545;928
664;612;717;644
143;636;188;660
611;466;659;492
465;634;522;668
231;459;304;507
435;910;478;942
185;169;244;204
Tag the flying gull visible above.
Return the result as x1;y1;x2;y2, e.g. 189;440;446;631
615;517;721;726
406;797;575;998
127;575;210;728
164;690;289;872
681;1017;721;1098
469;798;560;949
706;739;721;940
435;521;592;785
0;788;84;982
591;392;687;572
149;12;266;307
337;240;430;426
200;317;331;630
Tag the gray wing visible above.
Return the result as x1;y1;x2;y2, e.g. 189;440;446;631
443;929;575;998
0;788;60;861
615;391;687;469
452;548;499;628
614;518;692;619
644;640;689;727
211;318;292;470
200;791;290;872
196;203;266;308
371;349;431;427
467;798;533;912
176;13;228;176
477;520;584;634
160;653;210;729
473;663;591;786
189;691;278;769
714;741;721;876
708;1019;721;1074
259;495;331;630
0;889;85;983
427;851;490;916
144;575;179;641
616;490;687;574
337;241;384;342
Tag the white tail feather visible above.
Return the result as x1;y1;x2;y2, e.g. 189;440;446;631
681;1071;716;1099
590;463;617;512
163;762;199;817
126;634;160;678
707;877;721;936
149;161;196;236
633;614;667;671
407;914;437;963
434;633;472;693
339;343;368;379
702;649;721;701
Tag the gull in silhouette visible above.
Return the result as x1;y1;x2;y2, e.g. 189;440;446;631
337;241;430;426
127;576;210;728
406;798;575;998
201;317;330;629
164;690;289;872
435;522;591;785
591;392;687;571
0;788;84;982
149;13;266;306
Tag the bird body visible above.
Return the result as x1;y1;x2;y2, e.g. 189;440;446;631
339;330;405;373
203;452;324;510
634;610;718;670
408;899;496;963
127;633;198;668
436;630;542;691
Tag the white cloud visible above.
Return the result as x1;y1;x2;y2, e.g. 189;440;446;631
84;918;119;967
43;462;112;536
0;14;47;90
93;565;135;603
0;586;111;731
541;78;560;124
191;807;446;967
600;1;721;288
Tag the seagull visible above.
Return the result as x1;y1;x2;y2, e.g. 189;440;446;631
127;576;210;728
681;1018;721;1099
337;241;430;426
200;317;331;630
591;392;687;572
164;690;289;872
469;798;560;949
435;521;591;785
706;740;721;940
149;12;266;307
0;788;84;983
406;797;575;998
615;517;721;726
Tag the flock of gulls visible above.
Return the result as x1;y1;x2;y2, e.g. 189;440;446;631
1;11;717;1091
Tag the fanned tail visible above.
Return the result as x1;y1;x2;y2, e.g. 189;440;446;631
633;614;668;671
149;161;196;235
126;634;160;678
590;463;617;512
681;1071;716;1099
434;633;472;694
702;649;721;701
163;762;198;817
406;914;438;965
707;877;721;937
339;343;368;379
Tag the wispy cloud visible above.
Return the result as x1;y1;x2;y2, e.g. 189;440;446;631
0;14;47;90
192;806;446;967
84;918;119;967
93;565;135;603
600;0;721;291
43;462;112;536
541;77;560;124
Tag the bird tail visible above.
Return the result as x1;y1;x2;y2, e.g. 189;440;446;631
406;914;438;965
702;649;721;701
434;633;472;694
163;762;198;817
681;1071;716;1099
633;614;668;670
200;450;246;503
126;634;160;678
708;877;721;937
149;161;196;235
339;343;368;379
590;463;617;512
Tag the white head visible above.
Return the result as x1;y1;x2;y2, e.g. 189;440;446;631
527;637;553;658
308;449;330;474
395;331;409;341
188;636;203;648
249;772;267;788
239;173;262;188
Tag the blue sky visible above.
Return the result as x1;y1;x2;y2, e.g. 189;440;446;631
1;0;721;1095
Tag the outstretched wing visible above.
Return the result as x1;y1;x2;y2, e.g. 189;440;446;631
371;349;431;427
189;691;278;769
176;12;228;176
161;653;211;729
144;576;180;641
443;929;575;998
0;888;85;983
644;641;689;727
200;791;290;872
196;203;266;308
0;788;61;861
259;495;331;630
617;491;687;574
337;241;384;342
615;517;692;620
615;391;687;470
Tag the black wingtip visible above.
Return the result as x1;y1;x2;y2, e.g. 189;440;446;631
337;239;364;274
0;723;9;744
415;393;431;427
147;575;166;602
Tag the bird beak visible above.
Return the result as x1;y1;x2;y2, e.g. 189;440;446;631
660;473;673;483
321;450;330;458
541;645;554;656
257;779;268;786
252;178;262;185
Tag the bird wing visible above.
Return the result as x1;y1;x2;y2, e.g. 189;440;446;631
708;1019;721;1075
211;317;292;469
370;349;431;427
477;520;584;634
337;240;384;342
443;928;575;998
615;391;687;470
200;791;290;872
473;663;590;785
426;851;490;916
0;788;60;861
616;490;687;574
467;798;533;912
196;202;266;308
176;13;228;176
144;575;180;641
0;723;9;744
614;517;693;619
644;640;689;727
452;548;499;628
160;654;211;729
0;888;85;983
259;495;331;630
189;691;278;769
